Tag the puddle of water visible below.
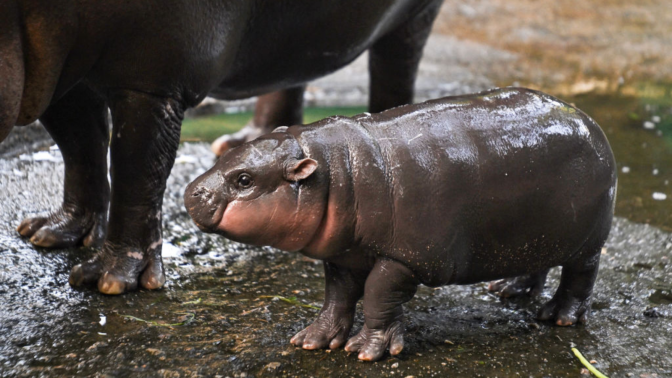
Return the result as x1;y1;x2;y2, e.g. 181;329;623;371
650;289;672;305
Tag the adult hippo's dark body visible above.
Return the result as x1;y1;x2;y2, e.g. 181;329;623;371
184;88;617;361
0;0;443;294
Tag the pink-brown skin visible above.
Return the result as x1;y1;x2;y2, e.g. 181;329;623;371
184;88;617;361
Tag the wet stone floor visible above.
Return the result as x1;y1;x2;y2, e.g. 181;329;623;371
2;87;672;377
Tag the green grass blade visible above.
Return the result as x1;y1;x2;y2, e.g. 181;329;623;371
572;348;609;378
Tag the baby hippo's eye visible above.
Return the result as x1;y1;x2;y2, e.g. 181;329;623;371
237;173;253;189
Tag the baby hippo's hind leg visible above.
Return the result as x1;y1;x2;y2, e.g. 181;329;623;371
538;251;601;326
488;270;549;298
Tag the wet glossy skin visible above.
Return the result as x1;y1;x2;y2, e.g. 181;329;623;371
0;0;442;294
209;0;443;155
185;87;617;361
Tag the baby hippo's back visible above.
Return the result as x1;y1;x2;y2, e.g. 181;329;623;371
320;88;617;286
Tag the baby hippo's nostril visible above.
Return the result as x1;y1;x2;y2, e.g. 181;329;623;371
191;186;207;197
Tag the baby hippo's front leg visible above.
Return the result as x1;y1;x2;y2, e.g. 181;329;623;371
291;262;367;350
344;259;419;361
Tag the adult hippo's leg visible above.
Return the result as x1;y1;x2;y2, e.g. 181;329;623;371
17;84;109;248
0;0;23;143
488;269;550;298
69;90;183;294
210;86;305;156
291;262;368;350
368;0;442;113
344;259;419;362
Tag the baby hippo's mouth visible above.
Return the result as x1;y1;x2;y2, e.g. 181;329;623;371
183;184;227;233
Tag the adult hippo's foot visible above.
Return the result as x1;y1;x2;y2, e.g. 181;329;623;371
67;89;182;294
69;242;165;294
291;263;366;350
210;86;305;156
210;122;271;156
488;269;549;298
17;205;107;248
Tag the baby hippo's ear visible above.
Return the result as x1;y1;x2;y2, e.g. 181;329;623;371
284;158;318;182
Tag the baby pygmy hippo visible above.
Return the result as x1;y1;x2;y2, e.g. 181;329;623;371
184;87;617;362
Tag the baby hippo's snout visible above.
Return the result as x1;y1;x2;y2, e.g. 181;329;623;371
184;172;227;232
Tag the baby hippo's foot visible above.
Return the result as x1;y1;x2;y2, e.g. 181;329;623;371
211;122;273;156
538;294;591;326
17;204;107;248
344;322;405;362
291;308;354;350
488;270;549;298
69;243;165;295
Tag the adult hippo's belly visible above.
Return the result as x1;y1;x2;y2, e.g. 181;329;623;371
211;1;413;99
0;0;443;295
207;0;444;154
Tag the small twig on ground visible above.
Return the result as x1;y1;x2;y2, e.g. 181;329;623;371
572;348;609;378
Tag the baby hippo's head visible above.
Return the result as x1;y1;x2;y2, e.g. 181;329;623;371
184;129;320;251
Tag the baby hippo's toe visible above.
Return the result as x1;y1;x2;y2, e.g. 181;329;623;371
344;322;404;362
291;313;353;350
538;295;591;326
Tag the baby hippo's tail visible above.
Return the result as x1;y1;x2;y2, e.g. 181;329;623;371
0;1;24;142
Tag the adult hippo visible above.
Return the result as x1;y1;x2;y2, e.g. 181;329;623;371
0;0;443;294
